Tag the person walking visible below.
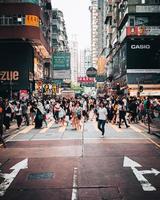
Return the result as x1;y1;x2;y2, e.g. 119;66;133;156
4;101;12;130
14;102;23;129
35;102;45;129
118;101;130;128
97;102;108;138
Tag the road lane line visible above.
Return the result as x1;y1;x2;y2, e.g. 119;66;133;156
109;124;123;132
129;124;142;133
71;167;78;200
19;125;34;134
137;131;160;149
39;121;53;133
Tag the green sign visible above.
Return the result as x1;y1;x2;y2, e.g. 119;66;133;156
52;51;70;70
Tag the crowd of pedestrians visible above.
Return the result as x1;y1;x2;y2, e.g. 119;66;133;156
0;95;160;146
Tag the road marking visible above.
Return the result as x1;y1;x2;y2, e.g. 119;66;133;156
19;125;34;134
123;156;160;191
136;130;160;149
92;121;99;132
39;121;53;133
129;124;142;133
6;131;22;142
59;125;66;133
71;167;78;200
0;158;28;196
109;124;123;132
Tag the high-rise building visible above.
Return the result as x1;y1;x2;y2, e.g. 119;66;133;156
69;35;79;84
51;9;70;87
90;0;107;76
89;0;99;68
51;9;69;52
0;0;52;98
105;0;160;96
79;48;92;77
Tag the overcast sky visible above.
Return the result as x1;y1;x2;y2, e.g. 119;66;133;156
51;0;91;49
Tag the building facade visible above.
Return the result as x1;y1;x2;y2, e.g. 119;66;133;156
0;0;52;98
79;48;92;77
90;0;107;70
51;9;70;91
90;0;99;68
105;0;160;97
69;35;79;84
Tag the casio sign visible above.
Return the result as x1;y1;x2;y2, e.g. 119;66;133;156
131;45;151;49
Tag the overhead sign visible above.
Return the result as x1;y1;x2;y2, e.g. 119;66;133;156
123;156;160;191
0;158;28;196
86;67;97;77
52;52;70;70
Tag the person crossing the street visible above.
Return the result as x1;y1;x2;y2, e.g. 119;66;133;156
97;102;108;138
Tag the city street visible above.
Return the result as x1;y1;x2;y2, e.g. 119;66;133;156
0;119;160;200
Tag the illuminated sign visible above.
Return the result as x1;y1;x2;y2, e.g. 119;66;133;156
0;71;19;81
25;15;39;27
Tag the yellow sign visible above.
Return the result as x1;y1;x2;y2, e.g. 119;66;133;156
97;56;106;75
25;15;39;27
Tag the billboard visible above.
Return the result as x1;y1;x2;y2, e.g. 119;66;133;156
127;38;160;69
52;51;70;70
0;42;34;93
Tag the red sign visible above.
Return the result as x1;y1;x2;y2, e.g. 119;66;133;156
19;90;29;100
126;26;145;36
77;77;95;83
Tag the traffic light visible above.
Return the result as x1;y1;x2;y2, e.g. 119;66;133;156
139;85;143;93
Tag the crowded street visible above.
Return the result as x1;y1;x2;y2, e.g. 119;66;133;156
0;106;160;200
1;0;160;200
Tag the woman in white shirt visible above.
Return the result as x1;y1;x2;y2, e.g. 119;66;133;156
97;102;108;138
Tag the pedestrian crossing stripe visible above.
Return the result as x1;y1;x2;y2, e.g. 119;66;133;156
19;125;34;134
109;124;123;133
129;124;142;133
39;121;53;133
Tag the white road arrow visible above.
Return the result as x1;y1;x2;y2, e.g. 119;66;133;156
0;158;28;196
123;156;160;192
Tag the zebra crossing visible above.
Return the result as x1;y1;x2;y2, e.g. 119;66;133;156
6;119;147;142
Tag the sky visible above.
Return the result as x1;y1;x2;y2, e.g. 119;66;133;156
51;0;91;49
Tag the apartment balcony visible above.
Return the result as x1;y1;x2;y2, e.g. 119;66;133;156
119;25;160;42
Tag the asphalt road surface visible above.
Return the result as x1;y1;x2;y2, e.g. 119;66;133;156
0;119;160;200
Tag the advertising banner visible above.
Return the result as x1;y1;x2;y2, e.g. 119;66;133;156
127;38;160;69
0;42;34;92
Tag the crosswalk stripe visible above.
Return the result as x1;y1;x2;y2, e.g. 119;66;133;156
19;125;34;134
108;123;123;132
39;121;53;133
129;124;142;133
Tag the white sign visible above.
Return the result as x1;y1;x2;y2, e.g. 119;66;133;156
131;45;150;50
123;156;160;191
136;5;160;13
0;158;28;196
53;70;71;79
